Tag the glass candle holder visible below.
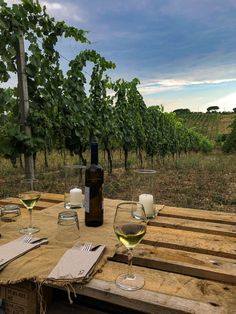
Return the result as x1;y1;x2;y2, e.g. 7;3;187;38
64;165;86;210
132;169;157;219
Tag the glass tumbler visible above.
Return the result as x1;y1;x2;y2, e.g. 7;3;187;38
64;165;86;210
132;169;157;219
56;211;80;243
1;205;21;223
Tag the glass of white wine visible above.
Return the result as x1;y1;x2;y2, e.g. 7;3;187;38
113;201;147;291
18;179;41;235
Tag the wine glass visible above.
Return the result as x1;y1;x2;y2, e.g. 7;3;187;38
113;201;147;291
18;179;41;235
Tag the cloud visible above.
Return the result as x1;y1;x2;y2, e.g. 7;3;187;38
41;2;62;11
138;84;182;95
5;0;85;23
41;1;85;23
138;78;236;96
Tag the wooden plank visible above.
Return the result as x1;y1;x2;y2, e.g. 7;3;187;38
40;192;64;202
143;225;236;259
36;198;62;204
110;244;236;284
160;206;236;225
105;199;236;225
71;279;222;314
149;216;236;237
92;261;236;313
35;200;60;210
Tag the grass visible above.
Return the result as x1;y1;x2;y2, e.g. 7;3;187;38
1;149;235;213
105;151;236;213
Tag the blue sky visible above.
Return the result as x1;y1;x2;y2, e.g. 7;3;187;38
6;0;236;112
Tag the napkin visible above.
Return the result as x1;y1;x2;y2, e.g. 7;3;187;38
47;245;105;280
0;237;48;270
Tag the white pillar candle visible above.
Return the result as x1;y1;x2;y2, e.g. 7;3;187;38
70;188;82;205
139;194;154;217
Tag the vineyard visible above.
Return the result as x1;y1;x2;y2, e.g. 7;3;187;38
0;1;236;213
0;1;215;177
177;112;235;140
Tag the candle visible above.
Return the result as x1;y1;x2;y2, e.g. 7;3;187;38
70;188;82;205
139;194;154;217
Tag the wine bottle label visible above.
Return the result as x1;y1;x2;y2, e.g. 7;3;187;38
84;186;90;213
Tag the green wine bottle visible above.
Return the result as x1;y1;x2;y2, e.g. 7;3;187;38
85;143;104;227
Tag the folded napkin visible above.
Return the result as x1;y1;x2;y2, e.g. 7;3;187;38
47;244;105;281
0;237;48;270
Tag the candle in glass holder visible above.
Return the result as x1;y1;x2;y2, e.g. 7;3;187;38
70;188;82;206
139;194;154;218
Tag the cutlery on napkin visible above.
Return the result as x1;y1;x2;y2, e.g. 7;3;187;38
0;237;49;270
47;244;105;280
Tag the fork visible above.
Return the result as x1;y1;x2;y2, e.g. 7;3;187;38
81;242;92;251
22;235;32;244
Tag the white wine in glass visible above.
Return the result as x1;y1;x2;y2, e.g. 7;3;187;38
19;179;41;235
113;202;147;291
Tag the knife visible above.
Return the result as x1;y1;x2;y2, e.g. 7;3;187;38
90;245;101;251
30;237;49;245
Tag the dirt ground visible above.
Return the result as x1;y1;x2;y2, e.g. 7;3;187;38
104;152;236;213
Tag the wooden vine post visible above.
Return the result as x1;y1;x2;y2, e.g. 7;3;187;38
15;31;34;180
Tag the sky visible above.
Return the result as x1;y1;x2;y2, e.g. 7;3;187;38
5;0;236;112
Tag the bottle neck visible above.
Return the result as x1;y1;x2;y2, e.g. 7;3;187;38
91;143;98;164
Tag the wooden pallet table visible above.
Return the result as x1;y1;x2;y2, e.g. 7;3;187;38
1;193;236;313
79;200;236;314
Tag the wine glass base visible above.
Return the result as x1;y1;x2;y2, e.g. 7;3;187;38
20;226;40;235
115;273;145;291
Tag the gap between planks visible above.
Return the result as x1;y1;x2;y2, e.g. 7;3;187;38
159;212;236;226
142;239;236;260
148;219;236;238
109;248;236;284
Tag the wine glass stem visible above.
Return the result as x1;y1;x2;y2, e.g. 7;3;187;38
29;208;33;228
127;248;134;278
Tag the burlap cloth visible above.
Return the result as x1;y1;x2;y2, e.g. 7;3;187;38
0;198;120;286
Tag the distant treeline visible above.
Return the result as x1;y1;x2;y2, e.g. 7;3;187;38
173;107;236;114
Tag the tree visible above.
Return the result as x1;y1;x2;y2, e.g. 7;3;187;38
0;87;23;167
233;108;236;113
173;108;191;114
88;51;116;174
222;117;236;153
114;79;136;171
126;78;146;167
207;106;219;112
145;106;162;163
